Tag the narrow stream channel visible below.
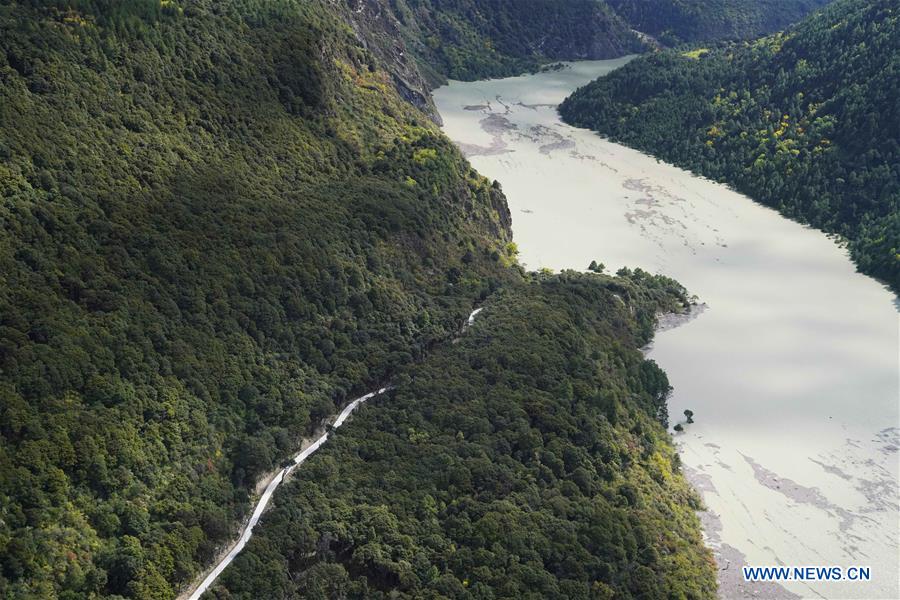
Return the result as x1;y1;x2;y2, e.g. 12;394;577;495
434;59;899;599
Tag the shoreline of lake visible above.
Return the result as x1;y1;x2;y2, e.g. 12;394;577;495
435;59;899;599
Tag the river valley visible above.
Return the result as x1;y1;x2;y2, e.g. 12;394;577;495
434;59;900;599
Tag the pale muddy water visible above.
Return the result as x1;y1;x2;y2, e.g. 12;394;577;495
434;59;899;599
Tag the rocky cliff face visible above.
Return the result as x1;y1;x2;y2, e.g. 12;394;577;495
336;0;439;118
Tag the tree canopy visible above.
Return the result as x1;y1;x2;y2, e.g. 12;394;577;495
0;1;517;596
560;0;900;291
210;271;716;599
606;0;831;45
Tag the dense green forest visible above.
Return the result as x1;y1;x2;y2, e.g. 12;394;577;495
208;271;716;599
0;1;722;599
0;0;811;598
560;0;900;291
606;0;831;45
0;1;520;597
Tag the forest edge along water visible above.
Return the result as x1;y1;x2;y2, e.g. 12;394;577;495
433;59;900;599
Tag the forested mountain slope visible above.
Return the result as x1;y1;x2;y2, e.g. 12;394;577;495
0;1;518;597
606;0;832;45
348;0;830;89
0;1;721;599
208;271;717;600
385;0;642;83
560;0;899;291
